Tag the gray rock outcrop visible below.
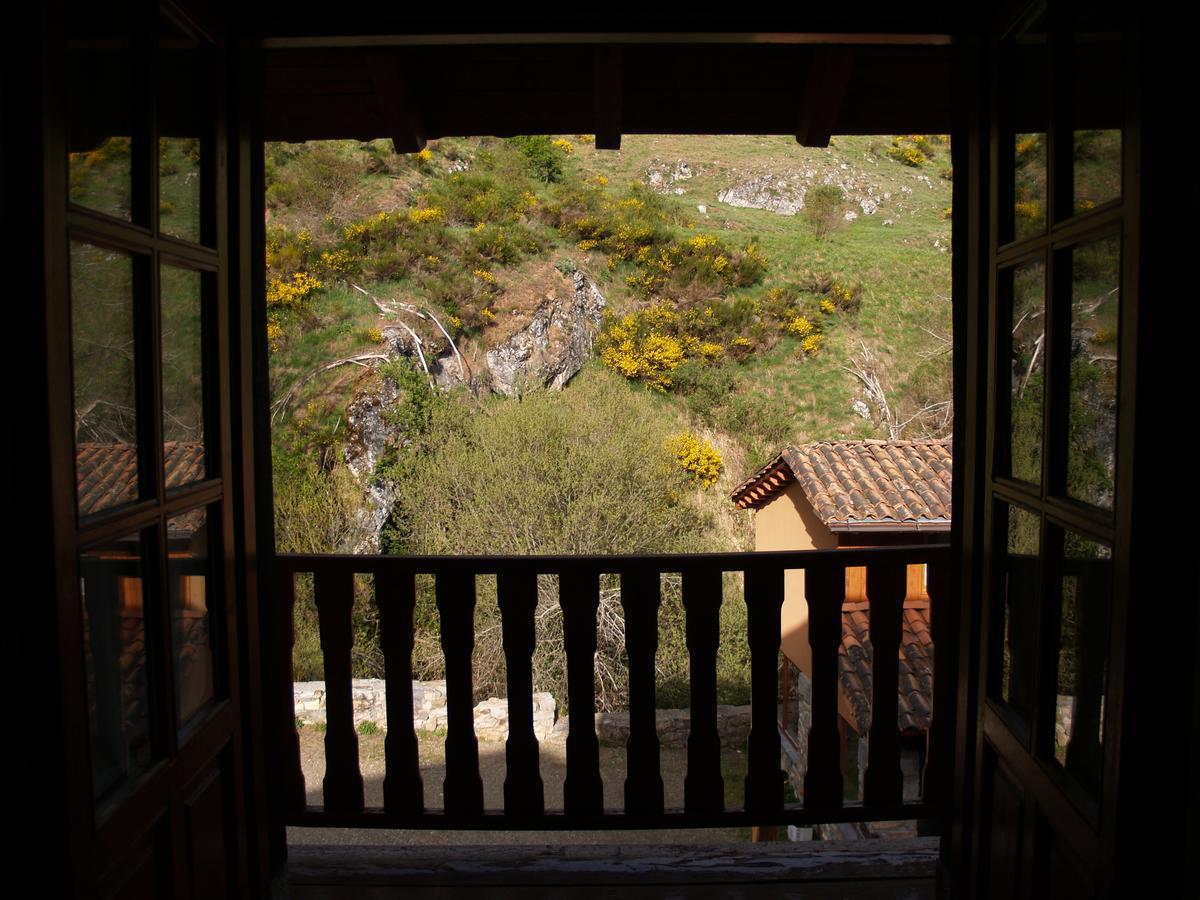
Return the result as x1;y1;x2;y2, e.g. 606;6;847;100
485;270;606;397
343;377;401;553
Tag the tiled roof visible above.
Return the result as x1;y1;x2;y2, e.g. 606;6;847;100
730;439;952;530
77;442;207;516
839;599;933;735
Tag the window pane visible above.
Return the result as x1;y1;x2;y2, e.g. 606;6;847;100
72;241;141;515
161;265;206;488
1070;10;1122;213
1006;15;1049;241
157;15;211;243
169;505;216;729
1051;530;1111;797
1067;237;1120;508
1006;260;1046;484
66;7;137;221
995;503;1040;726
80;529;154;803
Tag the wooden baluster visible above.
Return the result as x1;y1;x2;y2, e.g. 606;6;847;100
560;569;604;815
922;557;951;807
804;564;844;812
376;568;423;815
621;568;664;815
314;569;365;814
436;569;484;816
864;562;906;807
275;569;307;814
744;564;785;815
683;567;724;814
498;569;544;817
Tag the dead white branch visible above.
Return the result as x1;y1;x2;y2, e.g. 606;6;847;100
271;354;390;425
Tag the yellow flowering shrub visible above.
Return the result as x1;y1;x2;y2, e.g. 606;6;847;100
1015;135;1040;157
409;206;444;225
480;307;497;323
552;138;575;155
366;327;385;344
942;206;954;220
800;334;824;355
666;433;723;490
1014;200;1043;223
593;174;609;186
319;248;358;276
472;268;495;282
787;315;815;337
267;271;322;310
819;298;837;315
416;148;432;162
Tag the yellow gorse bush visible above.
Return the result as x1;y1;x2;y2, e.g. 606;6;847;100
787;315;815;337
267;271;323;310
409;206;444;225
666;432;723;490
552;138;575;155
416;148;432;162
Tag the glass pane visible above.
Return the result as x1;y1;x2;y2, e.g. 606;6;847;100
169;506;215;728
157;15;211;243
1067;237;1120;508
1070;9;1123;212
72;241;141;515
1007;16;1049;241
996;503;1040;725
80;529;154;803
66;7;137;220
1052;530;1111;796
161;265;206;488
1007;260;1047;484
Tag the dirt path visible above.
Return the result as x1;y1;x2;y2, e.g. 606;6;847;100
289;729;753;846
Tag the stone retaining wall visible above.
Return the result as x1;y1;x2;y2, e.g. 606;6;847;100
293;680;752;747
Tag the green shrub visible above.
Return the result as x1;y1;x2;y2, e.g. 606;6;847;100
508;135;566;183
805;184;848;240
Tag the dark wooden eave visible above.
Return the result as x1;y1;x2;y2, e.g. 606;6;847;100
261;41;954;145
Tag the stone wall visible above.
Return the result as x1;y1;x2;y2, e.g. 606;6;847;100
293;680;753;747
294;679;557;742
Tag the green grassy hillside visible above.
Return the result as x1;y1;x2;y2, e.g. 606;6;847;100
263;134;952;537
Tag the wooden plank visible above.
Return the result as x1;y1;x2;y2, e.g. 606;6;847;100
795;47;855;147
923;559;951;807
375;569;423;815
498;571;544;816
804;564;845;812
286;838;941;889
593;45;622;150
743;564;785;816
682;568;724;814
620;569;663;815
365;51;426;153
864;562;906;807
436;570;484;816
560;570;604;815
276;570;307;814
314;570;364;814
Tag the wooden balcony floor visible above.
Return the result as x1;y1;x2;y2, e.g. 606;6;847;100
287;839;939;899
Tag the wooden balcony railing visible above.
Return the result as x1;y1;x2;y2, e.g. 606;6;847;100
273;545;953;830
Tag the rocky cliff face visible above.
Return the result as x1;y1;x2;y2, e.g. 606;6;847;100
484;270;606;397
342;378;401;554
342;268;607;550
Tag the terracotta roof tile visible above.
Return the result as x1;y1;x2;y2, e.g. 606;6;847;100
77;442;207;517
731;439;951;531
837;600;934;735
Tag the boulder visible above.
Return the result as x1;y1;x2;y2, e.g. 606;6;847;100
485;271;606;397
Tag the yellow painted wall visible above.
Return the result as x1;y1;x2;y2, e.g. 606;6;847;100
753;482;837;674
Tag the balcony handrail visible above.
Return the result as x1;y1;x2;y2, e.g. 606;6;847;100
271;543;954;832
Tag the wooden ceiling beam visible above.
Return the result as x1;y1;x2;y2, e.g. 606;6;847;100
593;45;623;150
795;46;855;148
366;51;426;153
